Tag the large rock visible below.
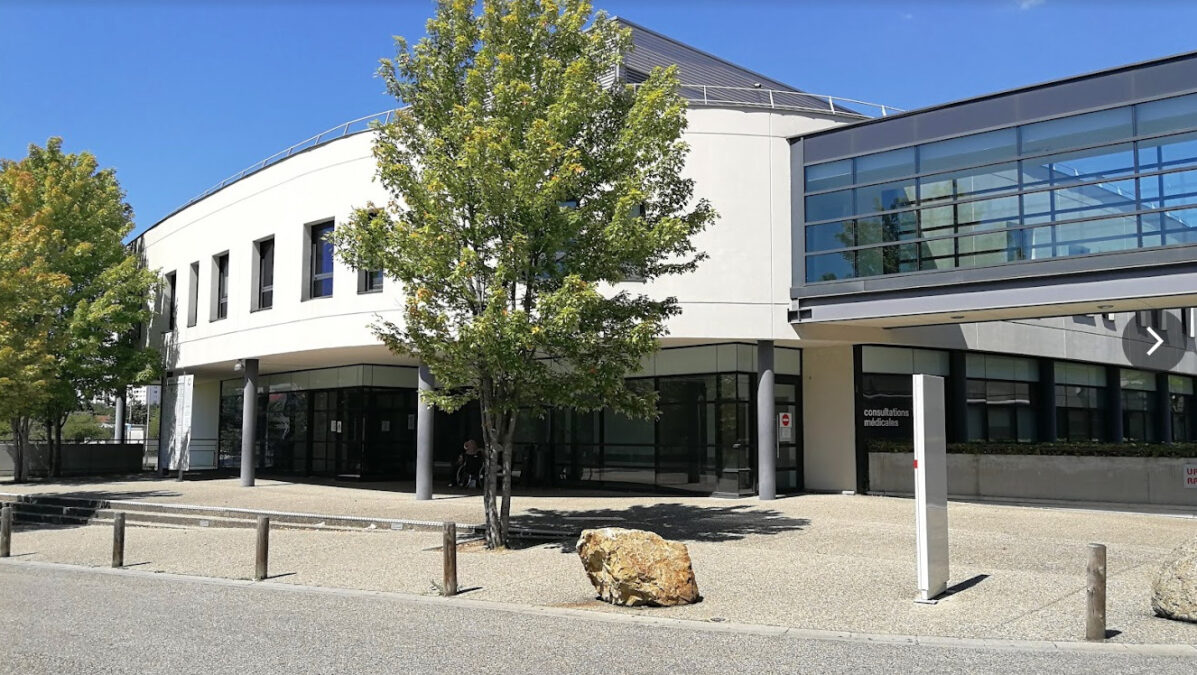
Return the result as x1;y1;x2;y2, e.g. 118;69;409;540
1152;537;1197;622
576;528;700;607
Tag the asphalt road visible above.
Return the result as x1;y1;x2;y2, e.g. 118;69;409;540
2;562;1195;674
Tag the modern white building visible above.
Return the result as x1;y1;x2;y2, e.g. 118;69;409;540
139;19;1197;499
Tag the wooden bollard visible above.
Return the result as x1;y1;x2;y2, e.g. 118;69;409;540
255;516;270;581
442;522;458;597
112;513;126;568
1086;543;1107;641
1;505;11;558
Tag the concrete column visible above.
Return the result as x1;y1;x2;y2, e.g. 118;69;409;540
1156;372;1172;443
802;345;857;493
1037;359;1058;442
240;358;259;487
114;392;127;443
757;340;776;501
416;364;435;501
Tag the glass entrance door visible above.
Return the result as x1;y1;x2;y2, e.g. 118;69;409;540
775;378;803;492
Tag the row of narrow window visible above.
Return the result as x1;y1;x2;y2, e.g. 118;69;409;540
161;220;382;331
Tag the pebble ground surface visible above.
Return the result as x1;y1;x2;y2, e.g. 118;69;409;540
3;476;1196;644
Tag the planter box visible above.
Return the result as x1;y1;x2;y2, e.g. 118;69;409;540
868;452;1197;508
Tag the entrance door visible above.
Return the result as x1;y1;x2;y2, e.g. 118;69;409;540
336;389;365;477
775;378;803;492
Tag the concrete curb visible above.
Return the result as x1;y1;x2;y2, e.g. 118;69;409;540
5;558;1196;657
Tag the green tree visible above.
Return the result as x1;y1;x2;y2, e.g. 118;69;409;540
62;412;107;443
333;0;715;547
0;139;159;478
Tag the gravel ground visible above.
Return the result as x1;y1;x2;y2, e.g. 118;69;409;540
5;476;1197;644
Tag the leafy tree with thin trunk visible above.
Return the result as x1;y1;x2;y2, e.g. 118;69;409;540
333;0;715;548
0;138;159;479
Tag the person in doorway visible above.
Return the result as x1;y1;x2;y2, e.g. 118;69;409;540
452;439;485;488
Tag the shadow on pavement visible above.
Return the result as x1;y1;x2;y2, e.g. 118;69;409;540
511;502;810;551
941;574;989;598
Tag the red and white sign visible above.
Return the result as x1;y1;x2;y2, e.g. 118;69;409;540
778;413;792;428
1185;464;1197;489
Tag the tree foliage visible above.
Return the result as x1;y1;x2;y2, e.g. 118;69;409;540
333;0;715;547
0;138;159;480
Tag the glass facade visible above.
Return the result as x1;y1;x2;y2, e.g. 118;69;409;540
512;345;803;495
803;93;1197;282
219;365;419;478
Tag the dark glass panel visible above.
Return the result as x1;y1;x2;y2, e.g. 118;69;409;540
1136;93;1197;137
854;180;915;215
919;128;1017;174
805;189;853;222
1137;131;1197;171
1020;144;1134;189
1020;108;1132;156
805;220;853;252
805;251;855;282
919;162;1019;203
805;159;852;192
854;147;915;184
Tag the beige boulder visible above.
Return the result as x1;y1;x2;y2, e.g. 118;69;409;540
1152;536;1197;622
576;527;700;607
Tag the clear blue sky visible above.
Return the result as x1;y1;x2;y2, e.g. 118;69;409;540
4;0;1197;237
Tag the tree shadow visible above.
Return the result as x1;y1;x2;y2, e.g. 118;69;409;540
511;502;809;552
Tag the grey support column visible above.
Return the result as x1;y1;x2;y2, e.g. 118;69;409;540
416;364;435;501
240;358;259;487
757;340;776;501
114;392;127;443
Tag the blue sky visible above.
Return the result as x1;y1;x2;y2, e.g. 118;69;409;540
3;0;1197;237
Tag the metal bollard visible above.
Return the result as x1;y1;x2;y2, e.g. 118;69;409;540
112;513;126;568
1086;543;1107;641
1;506;12;558
255;516;269;581
442;522;458;597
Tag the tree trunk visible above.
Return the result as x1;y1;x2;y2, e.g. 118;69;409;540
499;413;516;545
53;420;63;478
479;389;502;549
9;417;28;483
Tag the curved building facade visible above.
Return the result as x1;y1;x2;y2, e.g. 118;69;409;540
139;19;1197;500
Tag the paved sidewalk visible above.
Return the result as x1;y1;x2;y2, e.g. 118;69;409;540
3;475;1197;644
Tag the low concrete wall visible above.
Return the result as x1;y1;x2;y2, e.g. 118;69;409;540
0;443;145;478
869;452;1197;507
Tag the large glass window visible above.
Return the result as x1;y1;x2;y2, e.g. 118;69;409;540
964;354;1038;442
1054;362;1107;442
1121;369;1158;442
1170;374;1194;442
257;238;274;310
164;271;177;331
213;252;229;320
309;222;334;298
803;93;1197;284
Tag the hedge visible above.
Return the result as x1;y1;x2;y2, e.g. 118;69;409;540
865;439;1197;458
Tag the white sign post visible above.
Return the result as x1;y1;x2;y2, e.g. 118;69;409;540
913;374;949;603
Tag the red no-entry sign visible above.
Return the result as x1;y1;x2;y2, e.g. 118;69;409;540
778;412;791;428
